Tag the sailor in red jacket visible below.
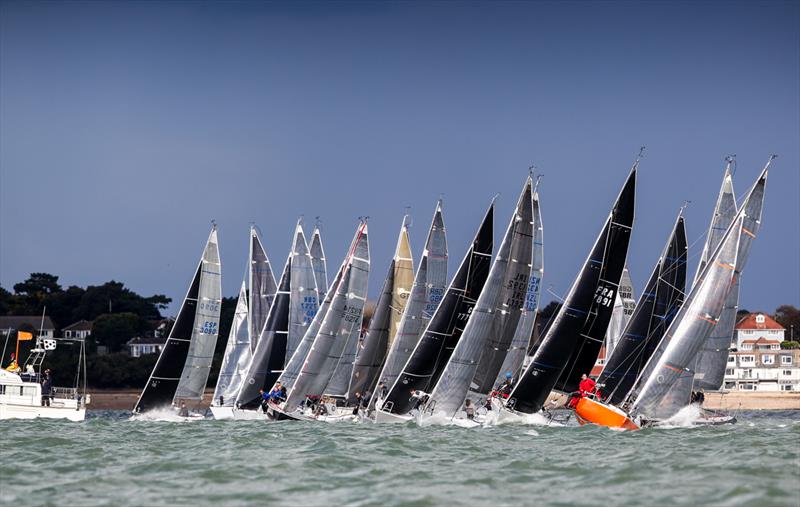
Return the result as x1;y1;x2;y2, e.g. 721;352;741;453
579;374;597;397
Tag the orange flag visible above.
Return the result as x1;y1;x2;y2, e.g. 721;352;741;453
17;331;33;341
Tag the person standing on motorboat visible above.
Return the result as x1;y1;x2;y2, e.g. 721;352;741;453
41;369;53;407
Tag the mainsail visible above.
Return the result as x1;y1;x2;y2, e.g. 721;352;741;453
426;177;534;418
494;178;544;387
629;162;770;419
310;224;329;303
605;267;636;358
347;218;414;402
235;253;291;409
597;212;687;405
281;223;369;409
375;202;448;400
134;226;222;412
212;281;250;406
379;202;493;417
288;222;320;364
249;227;278;350
505;165;635;414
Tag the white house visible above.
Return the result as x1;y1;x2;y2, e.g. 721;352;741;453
127;335;167;358
62;320;92;339
0;316;56;339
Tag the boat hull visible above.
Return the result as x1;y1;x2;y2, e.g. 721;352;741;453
374;409;413;424
574;397;639;430
209;406;234;420
231;408;268;420
0;403;85;422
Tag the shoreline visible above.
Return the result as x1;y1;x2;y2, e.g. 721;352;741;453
86;389;800;411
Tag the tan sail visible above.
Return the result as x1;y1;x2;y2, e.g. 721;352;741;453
389;219;414;348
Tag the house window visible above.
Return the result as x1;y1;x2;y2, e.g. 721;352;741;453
740;355;755;364
771;344;780;350
782;370;792;376
781;356;792;365
781;384;793;392
740;383;755;391
725;368;734;376
763;355;775;365
756;314;765;324
741;344;753;351
728;356;736;363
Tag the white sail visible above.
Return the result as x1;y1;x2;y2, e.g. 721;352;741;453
249;227;277;351
310;225;328;302
605;267;636;358
175;227;223;400
212;281;249;406
288;222;320;364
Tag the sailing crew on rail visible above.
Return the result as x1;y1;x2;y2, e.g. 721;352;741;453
464;399;476;420
496;372;514;397
568;373;598;408
268;382;287;403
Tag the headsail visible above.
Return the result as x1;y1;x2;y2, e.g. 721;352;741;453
630;161;770;419
379;202;493;417
310;224;329;302
605;267;636;358
506;164;635;414
347;218;414;402
235;253;291;409
212;281;250;406
134;226;222;413
426;177;534;418
249;227;277;350
597;212;687;405
374;201;448;401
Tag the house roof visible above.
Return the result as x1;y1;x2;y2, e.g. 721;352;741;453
0;316;56;331
735;313;784;331
126;335;168;346
741;337;781;345
63;320;92;331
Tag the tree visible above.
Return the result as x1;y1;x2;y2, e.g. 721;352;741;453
91;313;149;353
773;305;800;341
0;286;11;315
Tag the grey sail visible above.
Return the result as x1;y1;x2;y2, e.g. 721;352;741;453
310;224;329;302
375;201;448;399
249;227;278;351
212;281;249;406
288;222;320;364
324;224;371;398
494;179;544;387
281;223;369;409
174;228;223;400
605;267;636;358
692;161;742;390
630;163;770;419
426;177;534;418
277;257;346;394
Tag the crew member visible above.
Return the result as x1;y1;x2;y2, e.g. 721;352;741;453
464;399;475;420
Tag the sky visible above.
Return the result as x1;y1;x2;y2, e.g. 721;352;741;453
1;1;798;318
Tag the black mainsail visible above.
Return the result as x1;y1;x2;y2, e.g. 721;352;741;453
597;212;687;405
505;165;635;414
379;202;493;417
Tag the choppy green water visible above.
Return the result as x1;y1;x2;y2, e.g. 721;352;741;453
1;410;799;507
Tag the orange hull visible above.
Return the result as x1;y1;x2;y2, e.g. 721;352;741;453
574;397;640;431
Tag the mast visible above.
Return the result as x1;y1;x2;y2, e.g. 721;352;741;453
379;201;493;417
134;226;221;413
505;162;636;414
426;177;534;418
374;201;448;404
597;210;687;405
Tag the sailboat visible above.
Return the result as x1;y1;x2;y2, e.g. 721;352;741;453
370;201;448;412
420;176;534;424
233;222;317;419
347;217;414;405
133;225;222;416
266;221;369;421
500;161;636;419
595;211;687;406
654;157;769;419
210;227;277;419
376;202;493;423
575;157;771;429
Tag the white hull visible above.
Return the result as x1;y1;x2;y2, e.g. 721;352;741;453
374;409;413;424
209;406;234;420
0;403;85;422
